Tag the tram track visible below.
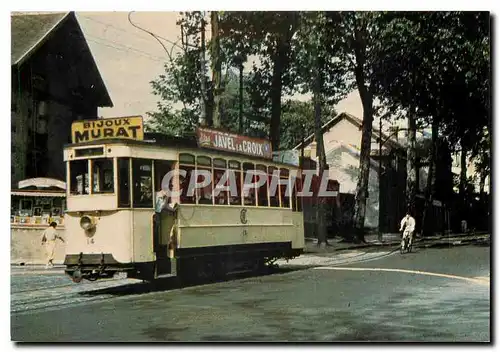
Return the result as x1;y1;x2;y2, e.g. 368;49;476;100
11;276;125;294
278;247;399;269
12;249;399;315
11;276;134;315
329;247;400;266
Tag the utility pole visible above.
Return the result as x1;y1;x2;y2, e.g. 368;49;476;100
210;11;222;128
199;12;207;127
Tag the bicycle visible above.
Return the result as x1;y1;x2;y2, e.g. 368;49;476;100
400;230;413;254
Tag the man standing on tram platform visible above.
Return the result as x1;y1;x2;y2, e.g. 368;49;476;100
41;222;65;269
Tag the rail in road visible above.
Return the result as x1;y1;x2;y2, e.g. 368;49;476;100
12;242;480;316
11;275;135;315
11;266;310;316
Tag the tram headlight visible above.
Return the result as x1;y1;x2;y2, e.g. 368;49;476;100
80;216;95;231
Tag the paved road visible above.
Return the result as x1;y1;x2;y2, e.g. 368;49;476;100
11;244;490;342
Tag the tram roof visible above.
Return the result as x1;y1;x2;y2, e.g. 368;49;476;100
65;133;300;168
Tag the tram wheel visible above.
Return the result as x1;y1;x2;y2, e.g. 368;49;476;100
71;270;83;283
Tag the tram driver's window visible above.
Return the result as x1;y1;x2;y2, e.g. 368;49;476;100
132;159;153;208
154;160;172;192
92;159;114;193
117;158;130;207
70;160;89;195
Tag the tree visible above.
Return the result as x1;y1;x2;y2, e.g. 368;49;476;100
146;46;205;137
177;11;211;125
323;12;385;243
279;100;335;150
370;11;490;234
210;11;222;127
291;12;347;246
147;50;298;143
219;12;300;150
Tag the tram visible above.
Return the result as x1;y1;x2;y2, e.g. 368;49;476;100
63;116;305;282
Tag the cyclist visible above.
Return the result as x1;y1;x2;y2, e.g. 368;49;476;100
399;212;416;251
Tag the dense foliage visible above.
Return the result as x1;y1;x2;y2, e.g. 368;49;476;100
147;11;490;238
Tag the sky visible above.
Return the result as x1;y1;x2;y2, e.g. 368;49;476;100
76;12;376;127
76;11;182;118
74;11;483;188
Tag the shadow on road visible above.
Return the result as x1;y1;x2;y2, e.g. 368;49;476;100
77;266;304;297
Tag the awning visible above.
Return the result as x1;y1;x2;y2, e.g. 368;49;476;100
18;177;66;190
11;191;66;197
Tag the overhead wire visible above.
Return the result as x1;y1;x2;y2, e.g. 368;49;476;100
127;11;188;110
78;14;193;48
84;34;166;62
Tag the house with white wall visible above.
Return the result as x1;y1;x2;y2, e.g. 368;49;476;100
294;112;408;231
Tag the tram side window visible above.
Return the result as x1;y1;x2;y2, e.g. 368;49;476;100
70;160;89;195
295;176;303;212
132;159;153;208
268;166;279;207
197;156;213;205
179;153;195;204
213;158;228;205
292;173;297;211
243;163;256;206
256;164;269;207
228;160;242;206
117;158;130;207
280;168;290;208
92;159;114;193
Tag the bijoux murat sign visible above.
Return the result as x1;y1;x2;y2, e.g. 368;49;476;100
196;127;273;159
71;116;144;143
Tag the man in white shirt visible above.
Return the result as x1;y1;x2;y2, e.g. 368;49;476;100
399;212;416;248
41;222;64;269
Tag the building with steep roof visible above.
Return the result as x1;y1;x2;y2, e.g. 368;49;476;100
294;112;448;234
11;11;113;186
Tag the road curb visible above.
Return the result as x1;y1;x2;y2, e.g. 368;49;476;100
305;236;489;254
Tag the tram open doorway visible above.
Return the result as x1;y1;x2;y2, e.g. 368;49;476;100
153;160;176;278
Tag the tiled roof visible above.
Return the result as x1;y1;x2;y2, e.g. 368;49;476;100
11;12;68;65
11;12;113;107
294;112;406;152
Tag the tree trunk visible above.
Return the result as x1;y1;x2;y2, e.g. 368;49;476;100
479;172;486;199
210;11;222;128
421;117;438;237
269;19;295;150
238;62;244;134
459;138;468;223
352;31;373;243
199;15;208;126
313;62;329;247
270;42;285;150
460;138;468;199
406;108;417;215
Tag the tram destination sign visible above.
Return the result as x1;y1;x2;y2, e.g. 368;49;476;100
196;127;273;159
71;116;144;143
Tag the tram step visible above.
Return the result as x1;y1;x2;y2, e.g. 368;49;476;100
156;273;177;279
